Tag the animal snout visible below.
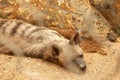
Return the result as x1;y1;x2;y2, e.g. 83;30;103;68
74;57;86;71
79;64;86;71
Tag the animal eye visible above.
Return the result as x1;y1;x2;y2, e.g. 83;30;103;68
78;54;83;58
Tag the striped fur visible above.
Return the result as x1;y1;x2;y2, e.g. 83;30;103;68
0;18;86;73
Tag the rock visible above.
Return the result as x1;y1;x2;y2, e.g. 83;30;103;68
107;32;119;42
89;0;120;37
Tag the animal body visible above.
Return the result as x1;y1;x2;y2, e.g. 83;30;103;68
0;18;86;73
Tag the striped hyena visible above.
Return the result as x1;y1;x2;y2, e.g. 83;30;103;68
0;18;86;73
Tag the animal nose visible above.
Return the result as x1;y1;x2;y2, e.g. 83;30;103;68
74;57;86;71
80;64;86;71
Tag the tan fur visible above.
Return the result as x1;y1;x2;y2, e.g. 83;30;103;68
0;18;86;73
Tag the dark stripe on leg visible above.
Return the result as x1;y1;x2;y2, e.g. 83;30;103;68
24;47;47;58
2;21;10;34
21;26;31;37
10;21;23;35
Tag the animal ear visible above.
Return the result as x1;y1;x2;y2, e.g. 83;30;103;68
69;32;81;45
52;44;62;57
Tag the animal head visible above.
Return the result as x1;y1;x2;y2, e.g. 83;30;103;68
48;32;86;73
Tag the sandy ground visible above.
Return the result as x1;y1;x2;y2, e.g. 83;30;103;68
0;0;120;80
0;41;120;80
